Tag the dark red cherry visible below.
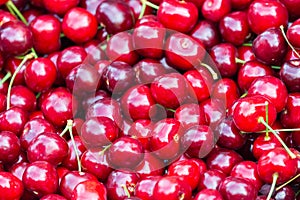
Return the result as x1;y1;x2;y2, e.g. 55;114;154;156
106;170;139;199
280;93;300;128
252;27;287;66
280;0;300;20
0;131;20;164
81;149;113;182
9;161;29;181
280;61;300;92
218;176;257;200
134;59;167;84
29;14;61;54
219;11;250;46
41;194;67;200
190;20;221;50
83;40;106;65
135;151;164;178
81;116;119;149
23;161;58;197
23;8;44;24
165;32;206;71
128;120;153;150
273;185;296;200
0;93;6;113
0;172;24;200
62;7;98;44
81;89;110;111
153;176;192;200
96;0;135;34
135;176;161;200
231;0;252;9
27;132;69;166
125;0;153;21
232;95;277;132
24;57;57;92
10;85;36;112
43;0;79;15
71;180;107;200
247;0;288;34
201;0;231;22
194;189;223;200
0;10;17;26
237;46;255;62
4;57;26;86
157;0;198;33
209;43;238;77
287;19;300;48
200;98;226;129
198;169;226;190
0;107;28;136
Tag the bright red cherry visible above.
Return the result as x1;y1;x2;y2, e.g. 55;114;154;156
71;180;107;200
198;169;226;190
10;85;37;112
200;98;226;129
135;151;164;178
252;133;282;160
0;172;24;200
43;0;79;15
202;0;231;22
280;93;300;128
40;194;67;200
134;59;167;84
0;107;28;136
0;10;16;26
194;189;223;200
0;131;20;164
135;176;161;200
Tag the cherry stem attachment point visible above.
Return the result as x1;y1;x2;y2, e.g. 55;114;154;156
267;173;279;200
258;117;296;159
280;25;300;59
276;173;300;192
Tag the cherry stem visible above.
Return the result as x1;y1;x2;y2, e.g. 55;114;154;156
240;92;248;98
6;53;34;110
265;101;270;140
242;128;300;134
5;0;27;25
121;184;131;198
200;62;219;80
276;173;300;191
258;117;296;159
271;65;281;70
140;0;159;10
235;57;246;64
242;43;252;47
280;25;300;59
99;144;111;155
138;0;147;19
0;71;11;85
267;173;278;200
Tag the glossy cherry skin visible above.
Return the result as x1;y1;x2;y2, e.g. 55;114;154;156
248;76;288;112
0;172;24;200
194;189;223;200
152;176;192;200
237;60;274;92
150;73;189;109
252;133;282;160
219;11;250;46
190;20;221;50
0;10;16;26
247;0;288;34
0;107;28;136
206;148;243;175
121;84;155;121
181;125;214;159
81;89;110;111
200;98;226;129
83;40;106;65
127;120;153;150
23;8;44;24
135;176;161;200
9;161;29;181
60;170;98;199
0;93;6;113
232;95;277;132
157;0;198;33
280;61;300;92
287;19;300;48
165;32;206;71
209;43;238;77
125;0;153;20
41;87;78;127
150;118;183;160
201;0;231;22
106;170;139;199
71;180;107;200
96;0;135;34
281;0;300;20
27;132;68;166
231;0;252;9
252;28;287;66
41;194;67;200
81;149;113;182
4;57;26;86
257;147;298;184
198;169;226;190
280;93;300;128
24;57;57;92
62;7;98;44
218;176;257;200
134;59;166;84
230;161;263;191
237;46;255;62
43;0;79;15
81;116;119;149
0;21;33;56
29;14;61;54
0;131;20;164
22;161;58;197
10;85;36;112
57;46;87;78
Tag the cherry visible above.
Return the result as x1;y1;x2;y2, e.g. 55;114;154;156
41;194;67;200
232;95;277;133
83;40;106;65
190;20;221;50
23;8;44;24
247;0;288;35
0;107;28;136
106;170;139;199
273;185;296;200
9;161;29;181
10;85;36;112
165;32;206;71
0;21;33;56
280;61;300;92
252;133;282;160
135;151;164;178
287;19;300;48
29;14;61;54
0;131;20;164
280;93;300;128
134;176;161;200
218;176;257;200
198;169;226;190
0;93;6;113
4;57;26;86
71;180;107;200
237;46;255;62
22;161;58;197
0;172;24;200
219;11;250;46
252;27;287;66
62;7;98;44
81;149;113;182
0;10;16;26
43;0;79;15
125;0;153;21
81;116;119;149
201;0;231;22
231;0;252;9
200;98;226;129
24;57;57;92
280;0;300;20
194;189;223;200
152;176;192;200
127;120;153;150
96;0;135;34
60;170;98;199
150;118;183;160
81;89;110;111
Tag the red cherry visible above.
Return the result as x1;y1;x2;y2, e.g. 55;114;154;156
0;131;20;164
134;59;167;84
237;46;255;62
10;85;36;112
198;169;226;190
135;151;164;178
83;40;106;65
71;180;107;200
157;0;198;33
125;0;153;21
0;107;28;136
280;93;300;128
0;10;16;26
9;161;29;181
0;172;24;200
4;57;26;86
62;7;98;44
194;189;223;200
135;176;161;200
252;133;282;160
41;194;67;200
287;19;300;48
280;0;300;20
128;120;153;150
43;0;79;15
231;0;252;9
201;0;231;22
200;98;226;129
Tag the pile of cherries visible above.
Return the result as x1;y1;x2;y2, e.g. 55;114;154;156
0;0;300;199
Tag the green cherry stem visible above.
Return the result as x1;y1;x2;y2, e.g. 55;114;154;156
5;0;28;25
121;184;131;198
6;52;35;110
0;71;11;85
138;0;147;19
242;43;252;47
200;62;219;80
266;173;279;200
280;25;300;59
140;0;159;10
235;57;246;64
265;101;270;140
276;173;300;192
